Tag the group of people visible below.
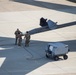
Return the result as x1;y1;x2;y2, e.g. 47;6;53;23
14;29;30;47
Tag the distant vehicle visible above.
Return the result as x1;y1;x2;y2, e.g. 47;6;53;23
45;42;70;61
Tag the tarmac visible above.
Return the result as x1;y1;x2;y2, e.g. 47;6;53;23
0;0;76;75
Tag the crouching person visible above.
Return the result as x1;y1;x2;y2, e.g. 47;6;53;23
24;31;30;47
40;17;48;27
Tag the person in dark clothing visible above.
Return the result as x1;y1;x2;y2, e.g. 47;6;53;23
40;17;48;27
14;28;22;45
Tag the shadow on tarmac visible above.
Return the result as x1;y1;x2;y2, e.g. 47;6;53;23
11;0;76;14
29;21;76;35
67;0;76;3
0;36;76;75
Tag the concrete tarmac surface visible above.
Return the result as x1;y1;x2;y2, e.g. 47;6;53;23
0;0;76;75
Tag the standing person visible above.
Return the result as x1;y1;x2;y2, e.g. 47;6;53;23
14;28;22;45
24;31;30;47
18;33;22;46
